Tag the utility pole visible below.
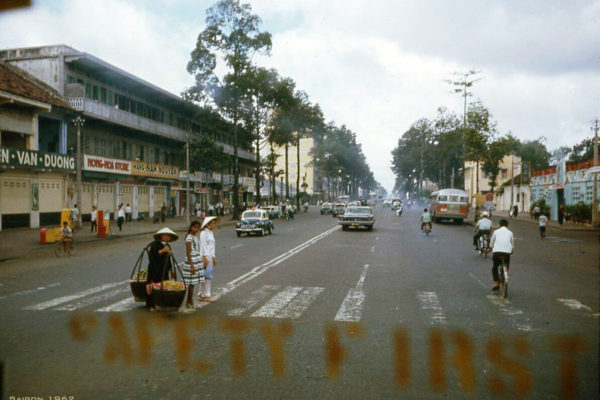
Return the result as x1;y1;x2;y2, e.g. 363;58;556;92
446;70;482;189
592;118;599;227
186;138;190;225
73;115;85;226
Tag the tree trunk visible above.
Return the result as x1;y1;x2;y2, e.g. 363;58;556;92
296;135;301;209
255;135;261;207
285;143;289;201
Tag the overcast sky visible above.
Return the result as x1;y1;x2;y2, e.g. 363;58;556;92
1;0;598;192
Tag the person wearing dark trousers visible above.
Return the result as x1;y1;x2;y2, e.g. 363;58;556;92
538;213;548;238
90;206;97;232
125;204;132;222
117;205;125;231
489;219;514;290
558;205;565;225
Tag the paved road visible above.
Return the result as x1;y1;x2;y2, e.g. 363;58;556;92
1;207;598;400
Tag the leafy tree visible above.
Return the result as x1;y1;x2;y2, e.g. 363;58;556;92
517;137;551;171
569;137;595;163
189;134;227;173
482;134;519;193
185;0;272;219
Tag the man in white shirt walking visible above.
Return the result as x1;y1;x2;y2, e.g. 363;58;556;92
489;219;514;291
538;213;548;238
90;205;97;232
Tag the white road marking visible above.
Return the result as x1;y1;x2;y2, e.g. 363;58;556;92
370;246;375;253
191;225;340;311
276;287;325;319
335;264;370;322
96;297;138;312
227;285;281;316
24;281;127;311
0;282;61;301
486;295;532;331
468;273;487;289
557;298;598;318
417;291;447;325
230;244;243;249
252;287;303;318
55;287;130;311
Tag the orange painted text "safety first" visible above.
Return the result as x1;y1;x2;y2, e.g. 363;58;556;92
68;314;589;400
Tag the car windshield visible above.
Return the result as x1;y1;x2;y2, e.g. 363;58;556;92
346;207;370;214
243;212;262;219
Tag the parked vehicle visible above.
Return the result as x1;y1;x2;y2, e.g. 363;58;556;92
338;206;375;231
332;202;346;217
263;205;282;219
430;189;469;224
236;209;274;237
320;203;333;215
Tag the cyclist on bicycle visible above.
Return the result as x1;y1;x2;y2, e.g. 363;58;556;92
489;219;514;291
420;208;432;231
473;211;492;251
60;221;73;252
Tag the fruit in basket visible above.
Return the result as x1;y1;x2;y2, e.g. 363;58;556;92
131;270;148;281
153;280;185;291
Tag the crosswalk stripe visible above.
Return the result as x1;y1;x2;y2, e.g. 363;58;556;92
23;281;127;311
276;287;324;319
252;287;303;318
335;264;370;322
417;291;447;325
227;285;281;316
557;298;598;318
0;283;61;301
96;297;138;312
486;295;532;331
54;287;130;311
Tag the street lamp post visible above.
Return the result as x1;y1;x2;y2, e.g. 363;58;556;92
73;115;85;226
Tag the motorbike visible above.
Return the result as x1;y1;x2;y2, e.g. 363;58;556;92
422;222;432;236
478;233;490;258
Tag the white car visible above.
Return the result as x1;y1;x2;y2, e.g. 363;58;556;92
236;209;274;237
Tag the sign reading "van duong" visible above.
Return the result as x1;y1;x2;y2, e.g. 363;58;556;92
0;146;75;171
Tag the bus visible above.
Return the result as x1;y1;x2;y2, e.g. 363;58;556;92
430;189;469;224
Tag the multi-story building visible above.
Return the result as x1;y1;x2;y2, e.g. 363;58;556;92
464;155;521;208
269;137;323;202
1;45;256;222
0;60;75;230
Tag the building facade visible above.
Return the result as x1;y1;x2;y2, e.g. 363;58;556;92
269;137;323;202
0;60;75;230
1;45;256;224
464;155;521;208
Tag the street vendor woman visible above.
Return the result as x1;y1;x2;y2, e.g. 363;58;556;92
146;227;178;311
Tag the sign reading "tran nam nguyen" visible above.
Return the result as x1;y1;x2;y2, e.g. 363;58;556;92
0;146;75;171
132;160;179;180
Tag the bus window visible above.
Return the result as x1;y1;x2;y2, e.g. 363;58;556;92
460;196;468;203
439;195;448;202
449;195;459;202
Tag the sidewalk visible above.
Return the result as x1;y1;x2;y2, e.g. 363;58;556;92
465;210;598;232
0;215;236;262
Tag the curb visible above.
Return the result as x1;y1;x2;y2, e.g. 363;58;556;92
466;214;598;232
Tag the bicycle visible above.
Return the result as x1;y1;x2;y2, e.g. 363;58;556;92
55;238;76;257
497;255;509;299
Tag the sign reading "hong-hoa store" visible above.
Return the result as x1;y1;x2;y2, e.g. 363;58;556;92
0;146;75;171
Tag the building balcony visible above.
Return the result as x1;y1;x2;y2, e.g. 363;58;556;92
68;97;255;161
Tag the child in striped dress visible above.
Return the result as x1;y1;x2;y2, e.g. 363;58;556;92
181;220;203;308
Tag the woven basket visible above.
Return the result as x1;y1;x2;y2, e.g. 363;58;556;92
129;280;148;302
152;288;185;310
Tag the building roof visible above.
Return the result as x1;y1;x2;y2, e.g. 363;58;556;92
0;60;71;109
501;173;523;187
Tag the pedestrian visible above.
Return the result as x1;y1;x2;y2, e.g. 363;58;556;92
208;202;215;216
181;220;203;309
145;227;177;312
71;204;80;230
539;212;548;238
513;204;519;218
169;202;176;217
160;203;166;222
126;203;132;222
199;216;218;302
558;205;565;225
117;205;125;231
90;205;97;232
533;204;541;220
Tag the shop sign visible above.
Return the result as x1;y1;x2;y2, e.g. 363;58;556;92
179;170;214;183
243;177;256;187
0;146;75;171
212;172;222;182
84;154;131;175
132;161;179;180
223;174;235;185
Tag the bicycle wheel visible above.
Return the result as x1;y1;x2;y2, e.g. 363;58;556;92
67;244;76;256
54;245;64;257
502;266;509;299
